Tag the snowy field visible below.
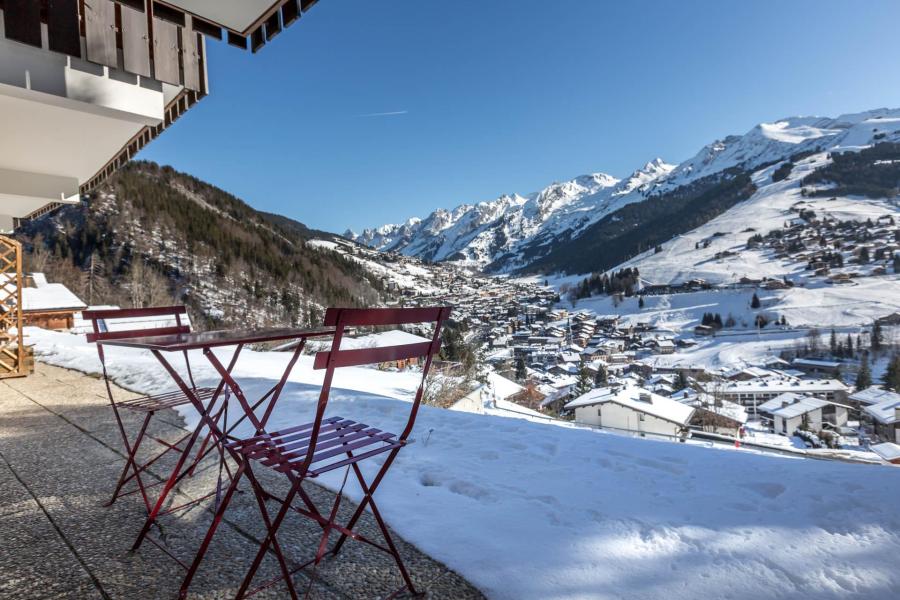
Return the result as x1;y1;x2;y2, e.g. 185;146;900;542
25;327;900;600
568;281;900;332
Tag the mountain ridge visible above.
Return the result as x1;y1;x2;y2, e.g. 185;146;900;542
347;108;900;274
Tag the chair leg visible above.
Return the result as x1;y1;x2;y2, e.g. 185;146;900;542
106;411;153;510
178;461;247;599
236;474;303;600
366;492;418;596
131;414;209;552
239;464;300;600
345;461;418;596
331;448;401;556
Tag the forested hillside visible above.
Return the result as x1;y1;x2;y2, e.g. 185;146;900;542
15;161;388;329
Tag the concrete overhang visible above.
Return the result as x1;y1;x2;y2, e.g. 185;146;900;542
0;37;171;227
162;0;287;34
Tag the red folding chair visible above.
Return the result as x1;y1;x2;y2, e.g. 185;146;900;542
84;306;220;512
178;306;450;600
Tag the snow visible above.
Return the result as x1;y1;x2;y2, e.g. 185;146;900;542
770;396;829;419
21;283;86;311
863;398;900;425
850;386;900;406
24;327;900;600
871;442;900;463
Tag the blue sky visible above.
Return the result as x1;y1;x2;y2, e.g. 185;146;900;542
139;0;900;233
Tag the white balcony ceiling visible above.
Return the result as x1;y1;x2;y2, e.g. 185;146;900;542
164;0;281;33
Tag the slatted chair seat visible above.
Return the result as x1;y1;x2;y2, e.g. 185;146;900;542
117;387;217;413
228;416;404;478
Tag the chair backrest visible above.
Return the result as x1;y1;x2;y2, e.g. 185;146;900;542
298;306;451;475
83;305;192;345
313;307;450;371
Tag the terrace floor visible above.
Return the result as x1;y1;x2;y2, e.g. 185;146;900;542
0;363;484;600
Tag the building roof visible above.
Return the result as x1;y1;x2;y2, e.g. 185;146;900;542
679;394;748;424
21;283;87;312
758;392;810;413
770;397;829;419
485;372;524;401
717;378;847;395
863;398;900;425
565;385;694;426
850;386;900;406
870;442;900;463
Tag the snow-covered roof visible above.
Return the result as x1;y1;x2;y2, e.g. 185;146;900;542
21;283;87;312
863;398;900;425
758;392;810;413
850;386;900;406
565;385;695;425
485;372;524;401
718;378;847;394
870;442;900;463
770;396;829;419
679;395;748;424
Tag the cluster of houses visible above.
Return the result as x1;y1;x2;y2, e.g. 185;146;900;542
750;211;898;285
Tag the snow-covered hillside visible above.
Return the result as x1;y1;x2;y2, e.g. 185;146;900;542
349;108;900;274
621;123;900;286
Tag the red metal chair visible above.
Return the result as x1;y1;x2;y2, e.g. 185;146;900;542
84;306;219;512
179;306;450;599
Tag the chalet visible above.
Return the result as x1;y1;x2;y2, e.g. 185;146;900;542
850;386;900;409
758;393;849;435
863;399;900;444
565;385;694;438
681;395;748;437
791;358;842;378
694;324;715;337
20;274;86;330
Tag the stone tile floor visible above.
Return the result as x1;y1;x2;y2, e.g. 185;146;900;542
0;364;484;600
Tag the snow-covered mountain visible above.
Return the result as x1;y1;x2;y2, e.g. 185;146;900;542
347;108;900;273
346;162;673;269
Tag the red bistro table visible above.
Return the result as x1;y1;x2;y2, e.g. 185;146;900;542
97;327;334;565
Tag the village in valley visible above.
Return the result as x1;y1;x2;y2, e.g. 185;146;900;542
293;228;900;466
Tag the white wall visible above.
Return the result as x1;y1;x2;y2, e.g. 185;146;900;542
574;402;685;437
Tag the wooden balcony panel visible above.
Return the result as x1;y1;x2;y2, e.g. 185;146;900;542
84;0;118;68
152;16;181;85
121;2;151;77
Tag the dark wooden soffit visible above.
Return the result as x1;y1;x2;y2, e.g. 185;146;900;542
151;0;319;53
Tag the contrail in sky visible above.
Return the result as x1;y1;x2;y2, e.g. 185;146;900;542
355;110;409;117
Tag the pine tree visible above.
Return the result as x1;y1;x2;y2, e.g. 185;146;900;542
515;358;527;382
594;364;608;387
883;355;900;392
872;321;884;352
575;363;593;396
829;329;837;355
856;352;872;390
751;292;761;309
638;296;645;309
846;333;854;358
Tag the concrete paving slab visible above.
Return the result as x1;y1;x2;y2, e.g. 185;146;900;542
0;363;484;600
